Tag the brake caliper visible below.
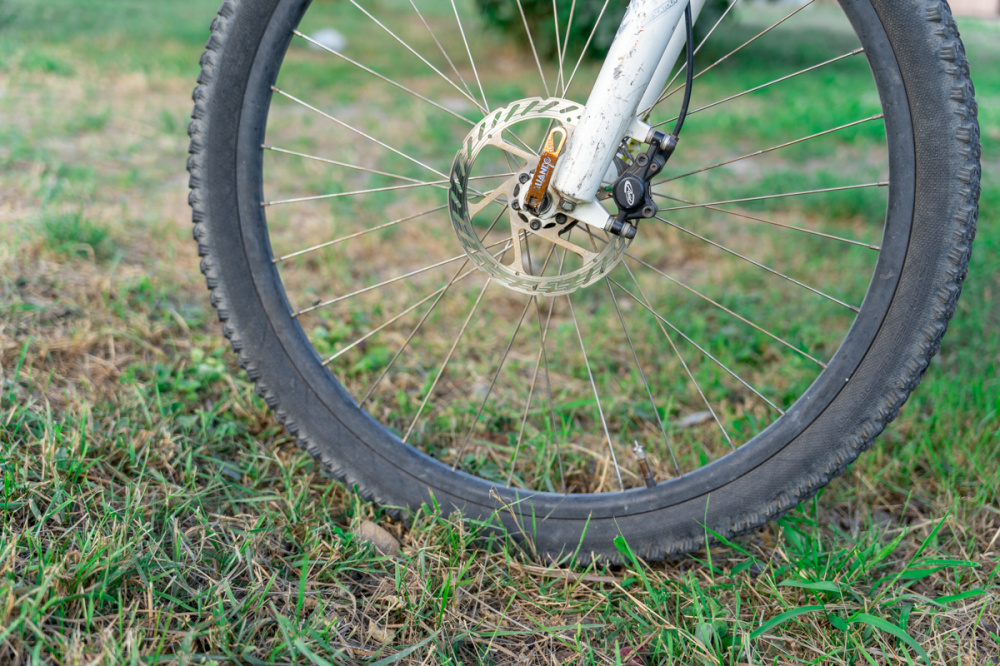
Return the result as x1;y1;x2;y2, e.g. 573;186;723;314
609;129;678;236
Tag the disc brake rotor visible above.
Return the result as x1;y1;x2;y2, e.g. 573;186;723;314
448;98;632;296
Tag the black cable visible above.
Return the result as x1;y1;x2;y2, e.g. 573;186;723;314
672;1;695;138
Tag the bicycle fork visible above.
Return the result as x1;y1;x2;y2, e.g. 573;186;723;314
541;0;706;236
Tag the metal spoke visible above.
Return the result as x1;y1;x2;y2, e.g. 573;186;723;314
641;0;744;117
651;193;880;250
274;204;447;263
508;240;573;490
272;87;448;180
410;0;478;103
452;243;558;473
625;253;827;368
658;0;816;105
609;276;785;415
403;278;494;443
510;306;549;488
654;215;861;312
321;264;482;366
654;48;864;128
293;29;479;126
563;0;612;96
506;292;564;490
360;210;508;407
658;114;885;185
586;226;827;366
453;303;531;468
264;178;453;207
264;145;449;186
535;293;565;492
506;245;567;489
656;182;888;212
262;146;497;204
450;0;490;112
347;0;488;114
559;0;578;75
521;228;535;274
551;0;572;97
294;238;507;318
619;261;734;450
515;0;550;97
604;276;682;476
452;305;531;465
509;241;572;491
566;292;624;492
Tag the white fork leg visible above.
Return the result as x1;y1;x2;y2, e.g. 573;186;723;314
638;0;707;115
550;0;693;207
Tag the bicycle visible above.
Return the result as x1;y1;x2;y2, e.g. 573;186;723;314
187;0;981;562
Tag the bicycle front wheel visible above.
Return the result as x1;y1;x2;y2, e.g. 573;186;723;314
188;0;979;561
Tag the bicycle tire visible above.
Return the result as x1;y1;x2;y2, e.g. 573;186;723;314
188;0;980;562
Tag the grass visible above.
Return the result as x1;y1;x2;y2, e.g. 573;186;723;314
36;211;116;262
1;0;998;663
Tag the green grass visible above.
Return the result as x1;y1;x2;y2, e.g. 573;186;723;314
37;210;116;262
0;0;217;77
1;1;998;663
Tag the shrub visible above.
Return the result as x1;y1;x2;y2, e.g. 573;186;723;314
475;0;730;60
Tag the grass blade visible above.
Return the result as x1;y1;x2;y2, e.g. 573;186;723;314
369;635;437;665
847;613;929;665
749;605;825;639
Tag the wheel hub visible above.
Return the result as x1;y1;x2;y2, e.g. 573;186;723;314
448;98;631;296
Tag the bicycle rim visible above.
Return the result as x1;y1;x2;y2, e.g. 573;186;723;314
205;0;924;554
